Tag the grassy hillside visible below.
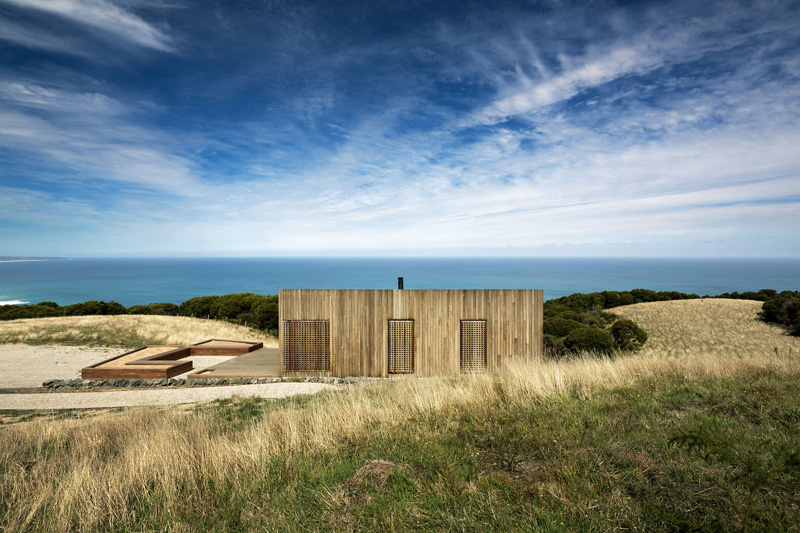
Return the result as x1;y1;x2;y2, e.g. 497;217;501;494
614;298;799;358
0;314;277;347
1;299;799;531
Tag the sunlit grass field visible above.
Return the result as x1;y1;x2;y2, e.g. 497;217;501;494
614;298;799;359
1;299;799;531
0;314;276;347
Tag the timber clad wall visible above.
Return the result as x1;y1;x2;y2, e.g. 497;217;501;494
279;289;543;377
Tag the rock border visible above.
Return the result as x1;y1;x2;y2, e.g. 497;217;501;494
41;376;391;390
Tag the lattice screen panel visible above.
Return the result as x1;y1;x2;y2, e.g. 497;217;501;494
282;319;330;372
388;319;414;374
460;320;487;372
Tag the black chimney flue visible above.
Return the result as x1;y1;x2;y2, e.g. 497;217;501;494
398;277;404;290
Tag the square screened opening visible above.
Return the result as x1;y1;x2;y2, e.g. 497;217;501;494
282;319;330;372
460;319;487;372
388;319;414;374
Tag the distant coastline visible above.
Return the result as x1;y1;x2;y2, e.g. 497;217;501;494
0;256;68;263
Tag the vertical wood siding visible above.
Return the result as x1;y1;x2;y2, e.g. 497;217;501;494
279;289;542;377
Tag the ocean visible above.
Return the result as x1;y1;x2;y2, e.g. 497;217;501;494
1;257;798;307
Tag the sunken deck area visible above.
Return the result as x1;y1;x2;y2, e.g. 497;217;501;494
81;339;270;380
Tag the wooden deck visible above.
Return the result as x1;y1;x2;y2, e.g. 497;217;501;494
187;347;280;379
81;340;267;380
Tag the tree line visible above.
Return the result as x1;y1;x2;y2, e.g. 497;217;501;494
0;293;279;332
2;288;796;340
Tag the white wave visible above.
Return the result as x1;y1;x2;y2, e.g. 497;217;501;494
0;300;29;305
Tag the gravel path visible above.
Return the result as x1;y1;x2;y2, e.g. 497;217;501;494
1;383;336;409
0;344;336;409
0;344;238;387
0;344;118;388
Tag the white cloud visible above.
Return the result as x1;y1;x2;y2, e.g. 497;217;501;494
0;17;93;56
0;81;125;114
475;44;661;125
0;81;206;195
0;0;173;51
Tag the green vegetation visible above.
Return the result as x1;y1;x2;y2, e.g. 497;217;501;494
610;318;648;351
8;370;798;531
563;326;617;353
193;373;797;531
179;293;279;331
0;293;279;333
760;290;800;336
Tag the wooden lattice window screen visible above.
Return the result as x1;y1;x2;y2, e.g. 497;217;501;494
460;320;487;372
282;320;330;372
388;319;414;374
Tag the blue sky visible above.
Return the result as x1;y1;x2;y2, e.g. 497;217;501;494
0;0;798;257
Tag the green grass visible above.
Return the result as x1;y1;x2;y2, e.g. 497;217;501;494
117;369;800;532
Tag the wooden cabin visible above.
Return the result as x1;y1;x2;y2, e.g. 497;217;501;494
278;288;543;377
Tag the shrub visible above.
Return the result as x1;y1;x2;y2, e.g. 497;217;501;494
549;308;581;321
761;291;800;336
630;289;659;303
251;300;279;331
544;318;586;338
577;313;604;327
63;300;126;316
179;295;219;318
127;303;180;315
564;328;617;354
148;303;180;315
0;304;61;320
543;334;565;357
611;319;648;351
599;291;622;308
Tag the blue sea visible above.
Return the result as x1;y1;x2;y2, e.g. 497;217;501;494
1;257;798;307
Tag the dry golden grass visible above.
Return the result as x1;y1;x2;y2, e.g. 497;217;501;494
0;314;277;348
613;298;800;358
1;299;799;530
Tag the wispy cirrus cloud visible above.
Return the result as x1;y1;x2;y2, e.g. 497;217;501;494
0;0;174;51
0;79;206;196
471;43;662;126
